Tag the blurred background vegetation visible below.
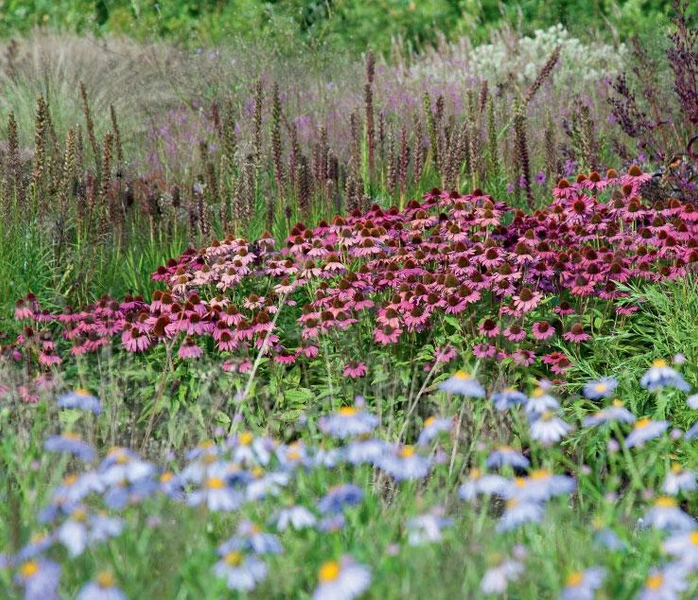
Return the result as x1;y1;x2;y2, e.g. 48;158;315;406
0;0;688;56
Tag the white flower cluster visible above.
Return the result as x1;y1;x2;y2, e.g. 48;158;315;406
405;24;625;91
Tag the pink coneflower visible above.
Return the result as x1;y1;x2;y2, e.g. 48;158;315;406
274;351;296;365
473;343;497;359
343;361;368;379
512;288;542;313
216;331;237;352
563;323;591;343
444;295;468;315
542;352;572;375
492;278;516;297
512;349;536;366
565;195;595;226
297;344;319;359
374;325;402;345
121;328;151;352
178;338;203;360
38;349;62;366
554;301;576;317
616;305;639;316
458;285;481;305
531;321;555;341
479;319;500;338
503;324;527;342
435;345;457;364
405;306;431;329
569;275;595;296
14;298;34;320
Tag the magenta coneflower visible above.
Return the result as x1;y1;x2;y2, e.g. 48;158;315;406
531;321;555;341
554;301;576;317
479;319;500;338
121;328;151;352
343;361;368;379
563;323;591;343
435;345;457;364
512;349;536;366
512;288;542;313
274;351;296;365
472;343;497;359
503;324;527;342
374;325;402;345
178;338;203;360
542;352;572;375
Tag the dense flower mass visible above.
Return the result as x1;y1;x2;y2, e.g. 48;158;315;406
10;168;698;388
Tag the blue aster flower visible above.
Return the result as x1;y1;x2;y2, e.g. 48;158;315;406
44;433;96;462
439;371;486;397
318;406;379;439
57;389;102;414
76;572;126;600
317;484;364;514
14;558;61;600
640;359;690;392
582;377;618;400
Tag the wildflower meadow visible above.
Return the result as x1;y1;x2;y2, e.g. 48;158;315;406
2;1;698;598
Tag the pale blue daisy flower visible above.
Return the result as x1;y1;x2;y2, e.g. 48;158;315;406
317;484;363;514
406;510;453;546
14;558;61;600
492;388;528;411
582;400;636;427
637;564;688;600
458;468;509;501
417;416;452;445
640;497;696;531
44;433;96;462
343;438;388;465
640;359;690;392
312;556;371;600
439;371;485;397
187;464;243;512
525;387;560;418
503;470;576;503
529;411;572;445
212;550;267;592
318;406;379;439
625;418;669;448
486;446;530;470
375;445;431;481
560;567;606;600
245;469;289;501
76;572;127;600
582;378;618;400
496;499;545;532
273;505;317;531
57;389;102;414
662;464;698;495
221;521;283;555
480;555;524;594
663;530;698;569
686;394;698;409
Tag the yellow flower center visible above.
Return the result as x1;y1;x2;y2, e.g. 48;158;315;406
64;474;78;485
498;445;513;452
652;359;668;368
76;388;91;396
470;468;481;479
530;469;551;481
612;399;624;407
63;432;82;440
225;551;243;567
635;418;651;429
514;477;527;488
646;573;663;591
424;416;436;426
160;472;174;483
287;450;301;461
506;498;519;509
671;463;682;473
96;571;115;588
655;496;676;508
566;572;583;587
339;406;359;416
318;560;341;583
19;561;39;578
594;383;607;393
206;478;225;489
399;446;416;458
239;432;254;446
532;387;545;398
72;508;88;521
690;531;698;546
